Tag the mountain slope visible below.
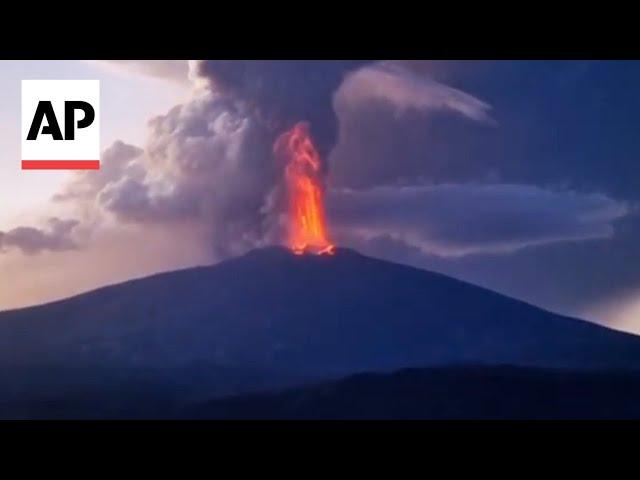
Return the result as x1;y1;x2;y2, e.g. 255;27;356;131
1;246;639;378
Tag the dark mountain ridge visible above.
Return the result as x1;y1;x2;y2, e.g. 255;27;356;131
188;365;640;420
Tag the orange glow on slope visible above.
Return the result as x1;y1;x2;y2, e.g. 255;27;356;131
274;122;335;255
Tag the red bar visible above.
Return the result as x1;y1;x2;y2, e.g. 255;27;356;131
22;160;100;170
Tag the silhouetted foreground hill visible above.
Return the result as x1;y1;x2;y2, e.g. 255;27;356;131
6;365;640;419
188;366;640;420
0;365;298;419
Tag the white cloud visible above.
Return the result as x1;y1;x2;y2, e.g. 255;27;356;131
91;60;190;84
334;62;493;123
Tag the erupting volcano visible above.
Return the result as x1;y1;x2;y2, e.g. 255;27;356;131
274;122;335;255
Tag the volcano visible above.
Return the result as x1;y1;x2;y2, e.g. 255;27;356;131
2;247;640;417
2;246;640;372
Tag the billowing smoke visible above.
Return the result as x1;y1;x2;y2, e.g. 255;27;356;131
58;61;375;259
0;218;79;255
96;94;279;259
190;60;367;158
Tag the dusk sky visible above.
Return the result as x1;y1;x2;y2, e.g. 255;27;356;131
1;60;638;334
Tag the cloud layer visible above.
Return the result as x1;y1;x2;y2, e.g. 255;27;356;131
329;184;630;257
0;218;79;255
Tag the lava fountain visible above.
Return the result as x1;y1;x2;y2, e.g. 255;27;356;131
274;122;335;256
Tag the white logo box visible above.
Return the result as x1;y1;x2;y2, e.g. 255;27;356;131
21;80;100;170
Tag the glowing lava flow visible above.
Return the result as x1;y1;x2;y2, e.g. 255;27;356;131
274;122;335;256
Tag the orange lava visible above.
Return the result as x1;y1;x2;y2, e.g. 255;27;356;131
274;122;335;256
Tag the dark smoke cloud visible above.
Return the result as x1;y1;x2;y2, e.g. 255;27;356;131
0;218;79;255
190;60;367;158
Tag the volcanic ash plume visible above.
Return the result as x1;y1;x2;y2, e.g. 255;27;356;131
274;122;334;255
47;61;497;263
189;60;358;256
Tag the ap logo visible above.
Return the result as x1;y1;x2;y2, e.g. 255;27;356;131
21;80;100;170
